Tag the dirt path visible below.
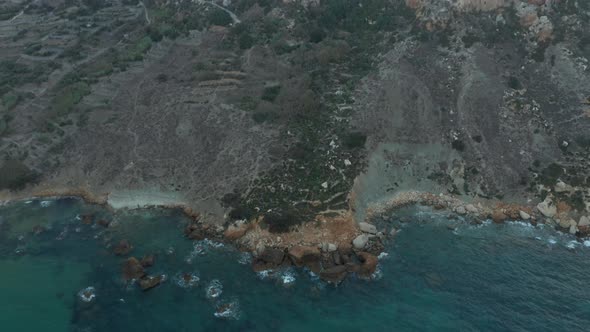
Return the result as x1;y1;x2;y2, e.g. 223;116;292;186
203;1;241;24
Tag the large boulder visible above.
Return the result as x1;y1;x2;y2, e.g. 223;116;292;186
252;248;286;271
122;257;145;281
357;252;378;277
319;265;348;284
359;222;377;234
492;210;508;224
352;234;369;249
537;197;557;218
519;210;531;220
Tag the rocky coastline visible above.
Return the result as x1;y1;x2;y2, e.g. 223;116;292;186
3;184;590;286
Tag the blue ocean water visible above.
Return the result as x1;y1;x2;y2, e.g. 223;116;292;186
1;198;589;331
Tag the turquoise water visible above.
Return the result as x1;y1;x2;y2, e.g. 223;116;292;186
1;198;590;331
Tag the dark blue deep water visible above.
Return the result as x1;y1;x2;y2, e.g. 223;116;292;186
1;198;590;331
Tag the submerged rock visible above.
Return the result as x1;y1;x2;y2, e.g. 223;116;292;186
77;286;96;303
122;257;146;281
320;265;348;284
113;239;133;256
140;254;155;268
97;219;111;228
139;275;163;291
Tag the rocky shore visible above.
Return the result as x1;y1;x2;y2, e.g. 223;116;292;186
4;183;589;285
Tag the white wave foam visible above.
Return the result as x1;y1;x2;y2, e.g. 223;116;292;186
214;299;240;320
281;270;296;285
237;252;252;265
174;272;200;288
206;279;223;299
40;200;52;207
584;240;590;247
78;286;96;303
377;252;389;260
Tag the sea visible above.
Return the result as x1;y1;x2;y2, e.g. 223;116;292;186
1;198;589;331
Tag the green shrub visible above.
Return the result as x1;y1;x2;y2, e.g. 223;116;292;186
208;9;232;26
261;85;281;102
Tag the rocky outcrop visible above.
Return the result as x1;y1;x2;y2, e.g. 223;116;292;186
224;221;249;241
357;252;378;278
288;246;321;272
579;216;590;236
252;248;286;271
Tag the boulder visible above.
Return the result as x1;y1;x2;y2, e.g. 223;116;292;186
113;240;133;256
140;254;155;268
352;234;369;249
465;204;478;213
559;218;575;229
357;252;378;277
578;216;590;235
122;257;145;281
81;214;93;225
260;248;285;265
320;242;338;252
537;197;557;218
519;210;531;220
492;210;508;224
359;222;377;234
139;275;163;291
455;206;466;215
569;224;578;235
319;265;348;284
184;222;205;240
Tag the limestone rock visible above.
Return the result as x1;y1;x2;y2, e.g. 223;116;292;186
352;234;369;249
465;204;478;213
519;210;531;220
537;197;557;218
579;216;590;227
455;206;466;215
321;242;338;252
569;224;578;235
359;222;377;234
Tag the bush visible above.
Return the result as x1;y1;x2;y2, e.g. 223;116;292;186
343;132;367;149
0;160;39;191
238;33;255;49
208;9;232;26
261;85;281;102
